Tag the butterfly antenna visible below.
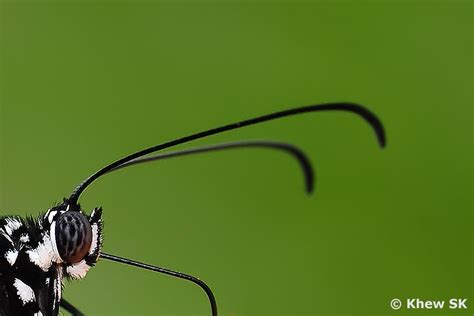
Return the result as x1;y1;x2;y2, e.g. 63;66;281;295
69;102;385;203
106;140;315;193
100;252;218;316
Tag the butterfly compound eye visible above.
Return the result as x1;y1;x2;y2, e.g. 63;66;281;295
55;212;92;264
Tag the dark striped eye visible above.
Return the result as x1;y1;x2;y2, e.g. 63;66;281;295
55;212;92;264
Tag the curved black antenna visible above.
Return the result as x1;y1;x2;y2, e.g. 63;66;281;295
106;140;314;194
69;102;385;203
100;252;218;316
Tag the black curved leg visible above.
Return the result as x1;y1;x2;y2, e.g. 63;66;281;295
61;299;84;316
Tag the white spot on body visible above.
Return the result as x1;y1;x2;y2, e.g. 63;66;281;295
52;269;63;310
4;218;21;235
49;222;63;263
66;260;91;279
89;223;99;255
20;233;30;243
26;234;60;271
44;209;52;218
34;312;43;316
13;278;35;305
5;249;18;266
47;211;57;224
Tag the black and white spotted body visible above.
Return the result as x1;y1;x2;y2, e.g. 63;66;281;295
0;202;103;316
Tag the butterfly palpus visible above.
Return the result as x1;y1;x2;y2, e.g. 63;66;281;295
0;102;386;315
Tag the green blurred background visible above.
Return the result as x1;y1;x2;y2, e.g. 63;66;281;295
1;1;472;315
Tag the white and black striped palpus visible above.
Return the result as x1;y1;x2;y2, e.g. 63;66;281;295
0;103;386;315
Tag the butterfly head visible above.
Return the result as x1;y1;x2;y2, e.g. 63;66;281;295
43;201;103;278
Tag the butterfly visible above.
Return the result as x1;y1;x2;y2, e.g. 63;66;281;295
0;102;385;315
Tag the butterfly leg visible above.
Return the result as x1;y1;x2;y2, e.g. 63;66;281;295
100;252;218;316
60;299;84;316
